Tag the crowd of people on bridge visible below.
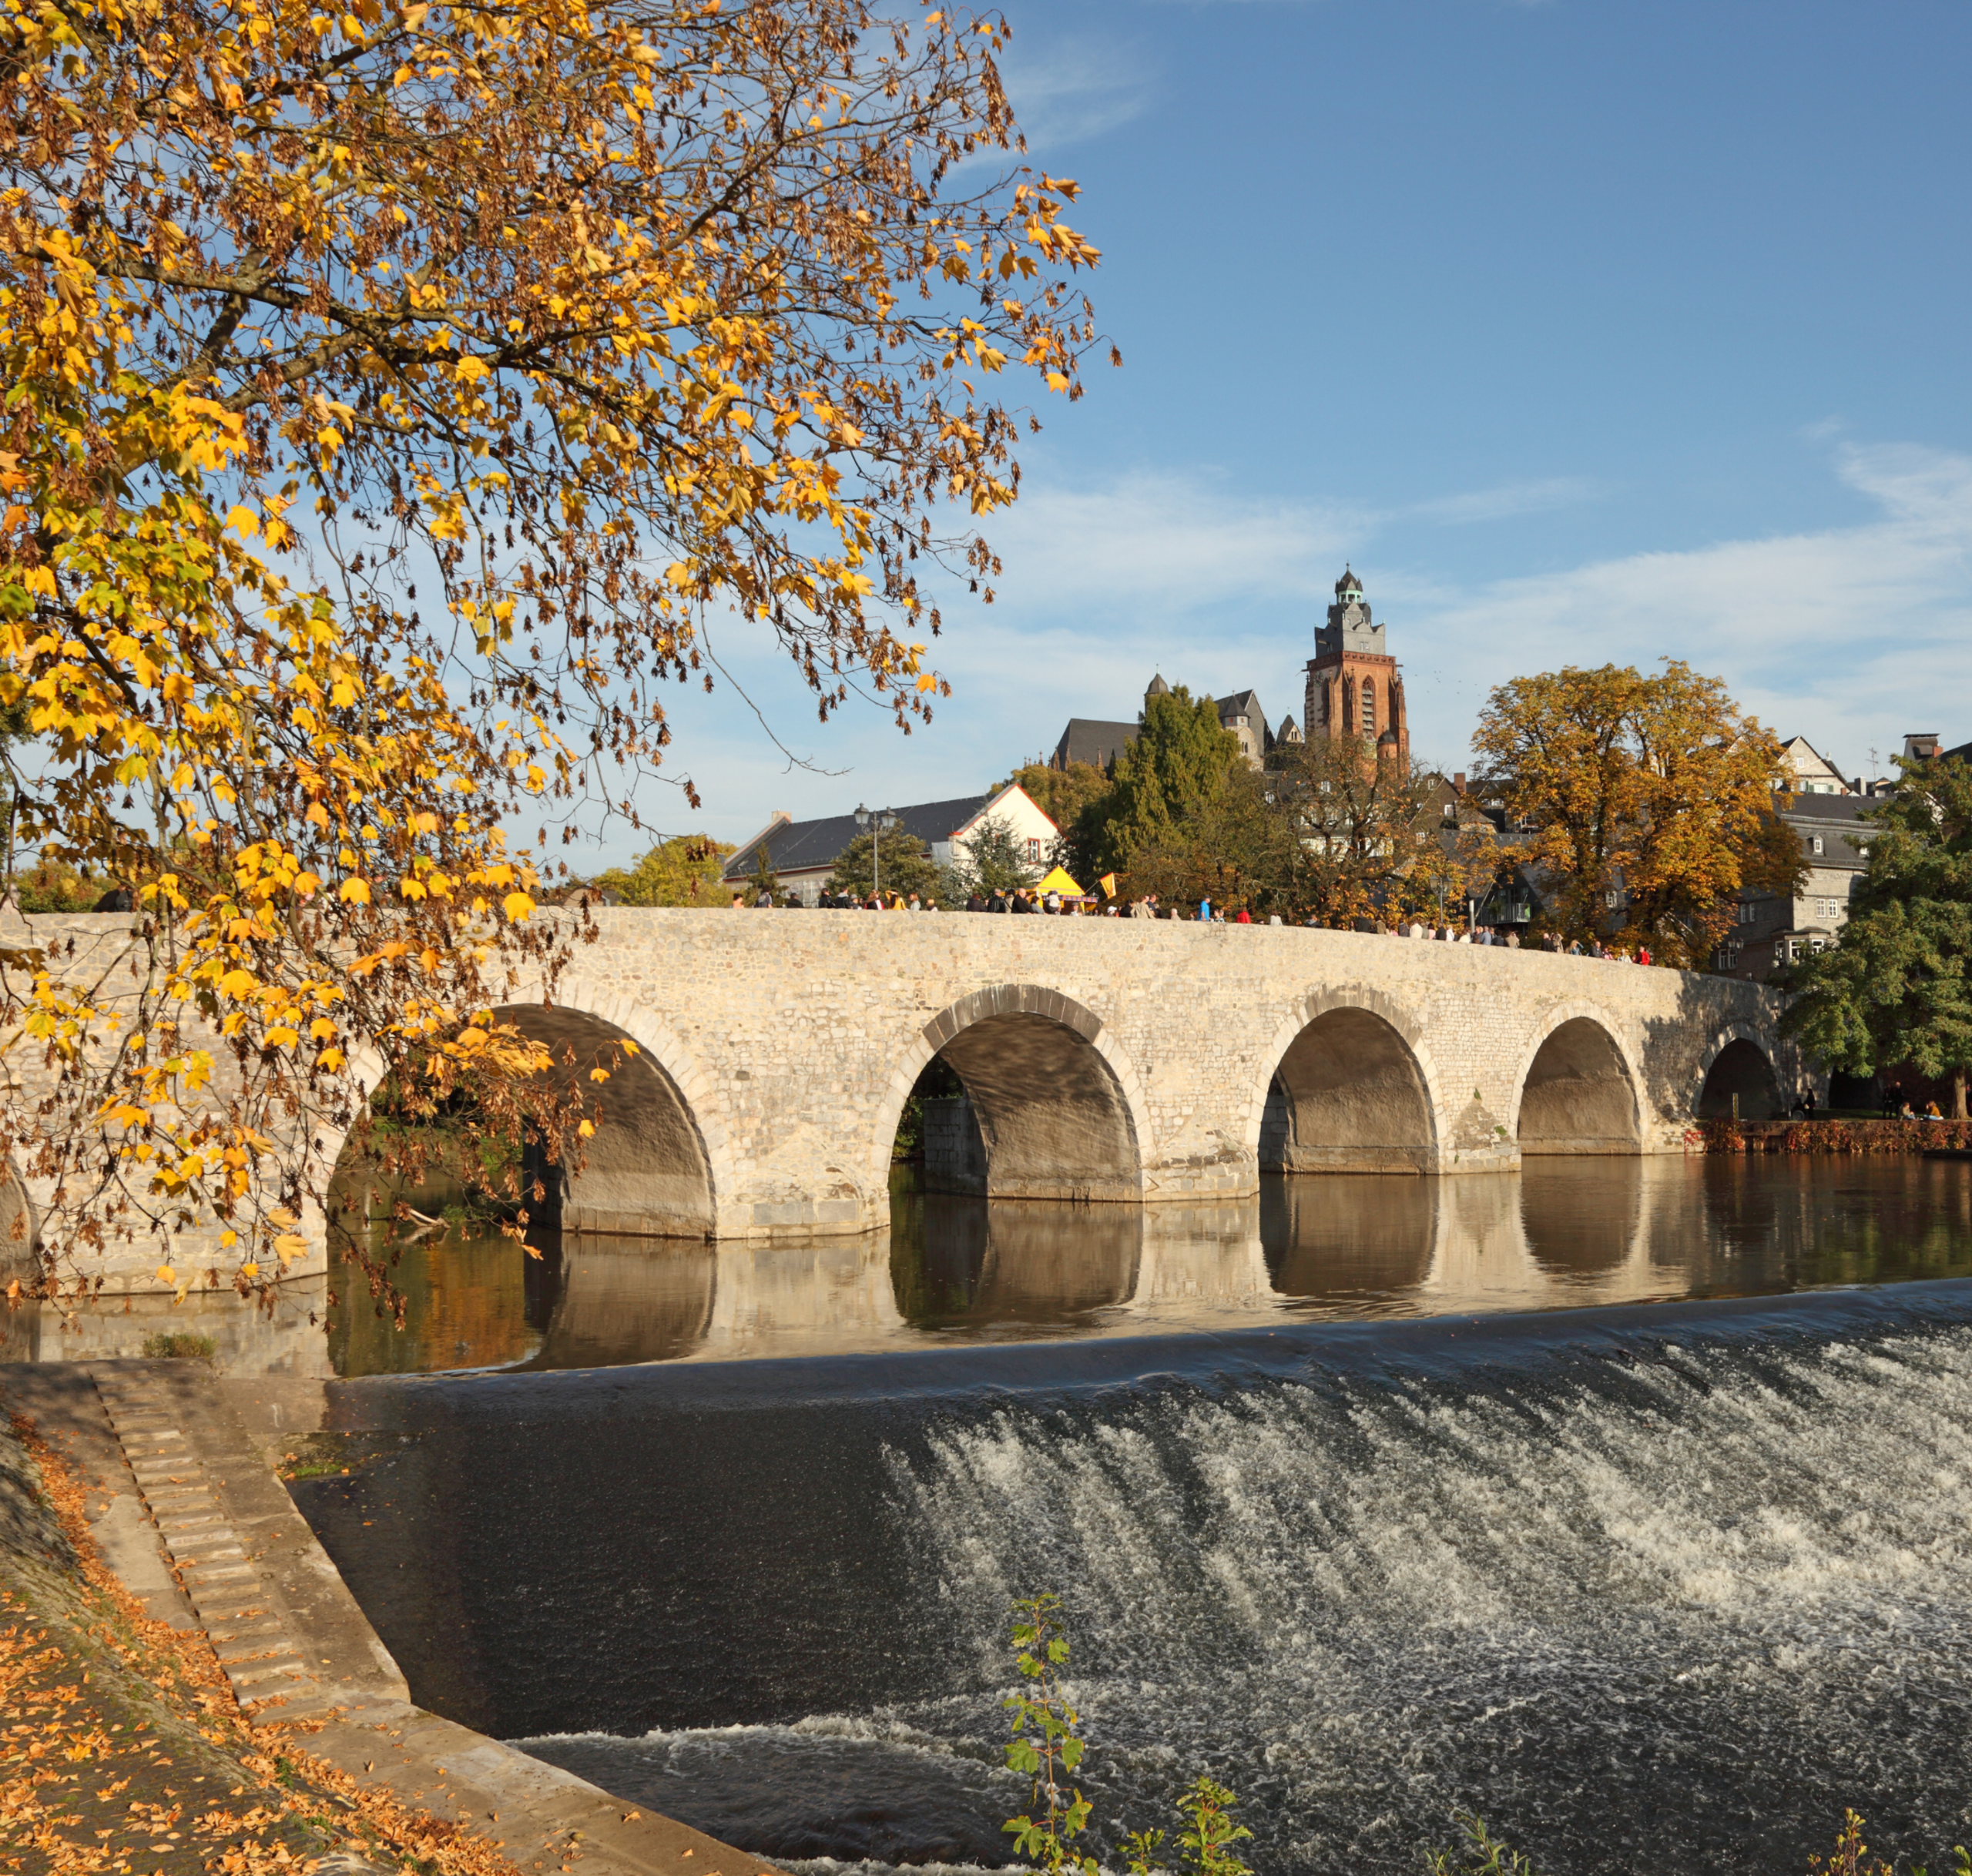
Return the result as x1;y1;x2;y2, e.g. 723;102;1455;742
727;885;1662;959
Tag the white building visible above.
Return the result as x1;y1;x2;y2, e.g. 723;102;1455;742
722;784;1060;905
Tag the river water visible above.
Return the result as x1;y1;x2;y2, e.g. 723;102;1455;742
329;1157;1972;1373
284;1161;1972;1875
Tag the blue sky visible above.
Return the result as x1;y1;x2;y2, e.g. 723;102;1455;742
617;0;1972;862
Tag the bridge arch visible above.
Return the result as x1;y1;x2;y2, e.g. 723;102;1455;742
1511;1004;1644;1154
1249;986;1444;1174
320;973;732;1243
1694;1023;1784;1121
874;984;1151;1203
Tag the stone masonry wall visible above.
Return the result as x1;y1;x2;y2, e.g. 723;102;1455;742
514;910;1803;1240
11;907;1803;1273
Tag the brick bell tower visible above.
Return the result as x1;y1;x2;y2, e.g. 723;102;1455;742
1304;566;1408;765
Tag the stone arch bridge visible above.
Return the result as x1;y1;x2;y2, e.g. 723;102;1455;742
480;910;1801;1241
1;910;1804;1287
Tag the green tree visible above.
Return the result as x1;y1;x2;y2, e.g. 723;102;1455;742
746;841;783;903
829;829;947;903
1782;755;1972;1116
957;813;1040;895
1090;687;1242;873
1122;739;1489;922
591;836;734;907
12;858;113;915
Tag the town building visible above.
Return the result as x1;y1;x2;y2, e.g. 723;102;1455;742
720;784;1059;906
1306;567;1409;767
1048;566;1407;777
1712;793;1870;980
1777;735;1853;796
1051;675;1273;773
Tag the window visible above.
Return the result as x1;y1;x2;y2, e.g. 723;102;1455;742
1026;837;1041;862
1737;900;1756;925
1811;836;1825;856
1360;678;1376;737
1605;887;1622;908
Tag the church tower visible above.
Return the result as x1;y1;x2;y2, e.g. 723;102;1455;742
1304;567;1407;766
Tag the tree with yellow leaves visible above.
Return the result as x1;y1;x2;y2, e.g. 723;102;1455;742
1471;662;1802;965
0;0;1104;1301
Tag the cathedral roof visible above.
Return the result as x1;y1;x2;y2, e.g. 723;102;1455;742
1145;673;1170;697
1336;565;1363;596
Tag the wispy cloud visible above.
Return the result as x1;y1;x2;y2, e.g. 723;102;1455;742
1393;441;1972;772
998;38;1155;153
615;441;1972;853
937;440;1972;782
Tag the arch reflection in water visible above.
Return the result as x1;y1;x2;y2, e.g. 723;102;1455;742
1260;1177;1435;1301
521;1239;716;1368
1519;1159;1646;1278
301;1162;1972;1376
889;1194;1142;1332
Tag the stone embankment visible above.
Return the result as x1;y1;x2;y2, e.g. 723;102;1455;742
1;1358;783;1876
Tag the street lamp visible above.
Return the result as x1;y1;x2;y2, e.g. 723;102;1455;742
854;803;898;901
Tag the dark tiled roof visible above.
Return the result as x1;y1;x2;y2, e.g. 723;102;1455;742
1779;792;1873;822
1216;689;1266;725
1053;718;1140;769
722;793;993;880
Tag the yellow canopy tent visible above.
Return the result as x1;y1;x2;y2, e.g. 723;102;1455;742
1034;864;1086;899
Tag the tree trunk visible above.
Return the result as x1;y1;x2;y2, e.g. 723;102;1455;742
1956;1070;1968;1121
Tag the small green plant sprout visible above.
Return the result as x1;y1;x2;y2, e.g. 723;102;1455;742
1002;1594;1097;1876
1813;1809;1972;1876
1175;1777;1253;1876
1427;1811;1538;1876
1123;1827;1169;1876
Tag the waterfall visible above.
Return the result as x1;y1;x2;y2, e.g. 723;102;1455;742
873;1322;1972;1871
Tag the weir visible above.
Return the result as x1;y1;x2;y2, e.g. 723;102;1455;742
287;1281;1972;1876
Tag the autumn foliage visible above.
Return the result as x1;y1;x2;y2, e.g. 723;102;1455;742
0;0;1101;1295
1471;660;1801;966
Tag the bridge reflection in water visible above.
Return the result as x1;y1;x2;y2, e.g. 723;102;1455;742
17;1159;1972;1376
331;1157;1972;1372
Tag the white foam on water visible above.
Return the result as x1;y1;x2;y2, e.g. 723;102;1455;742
872;1324;1972;1872
520;1319;1972;1875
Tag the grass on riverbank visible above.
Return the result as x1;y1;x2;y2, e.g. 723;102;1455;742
1;1411;518;1876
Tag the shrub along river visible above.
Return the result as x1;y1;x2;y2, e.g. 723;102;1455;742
282;1159;1972;1875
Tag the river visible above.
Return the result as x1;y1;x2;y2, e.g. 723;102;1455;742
280;1158;1972;1875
